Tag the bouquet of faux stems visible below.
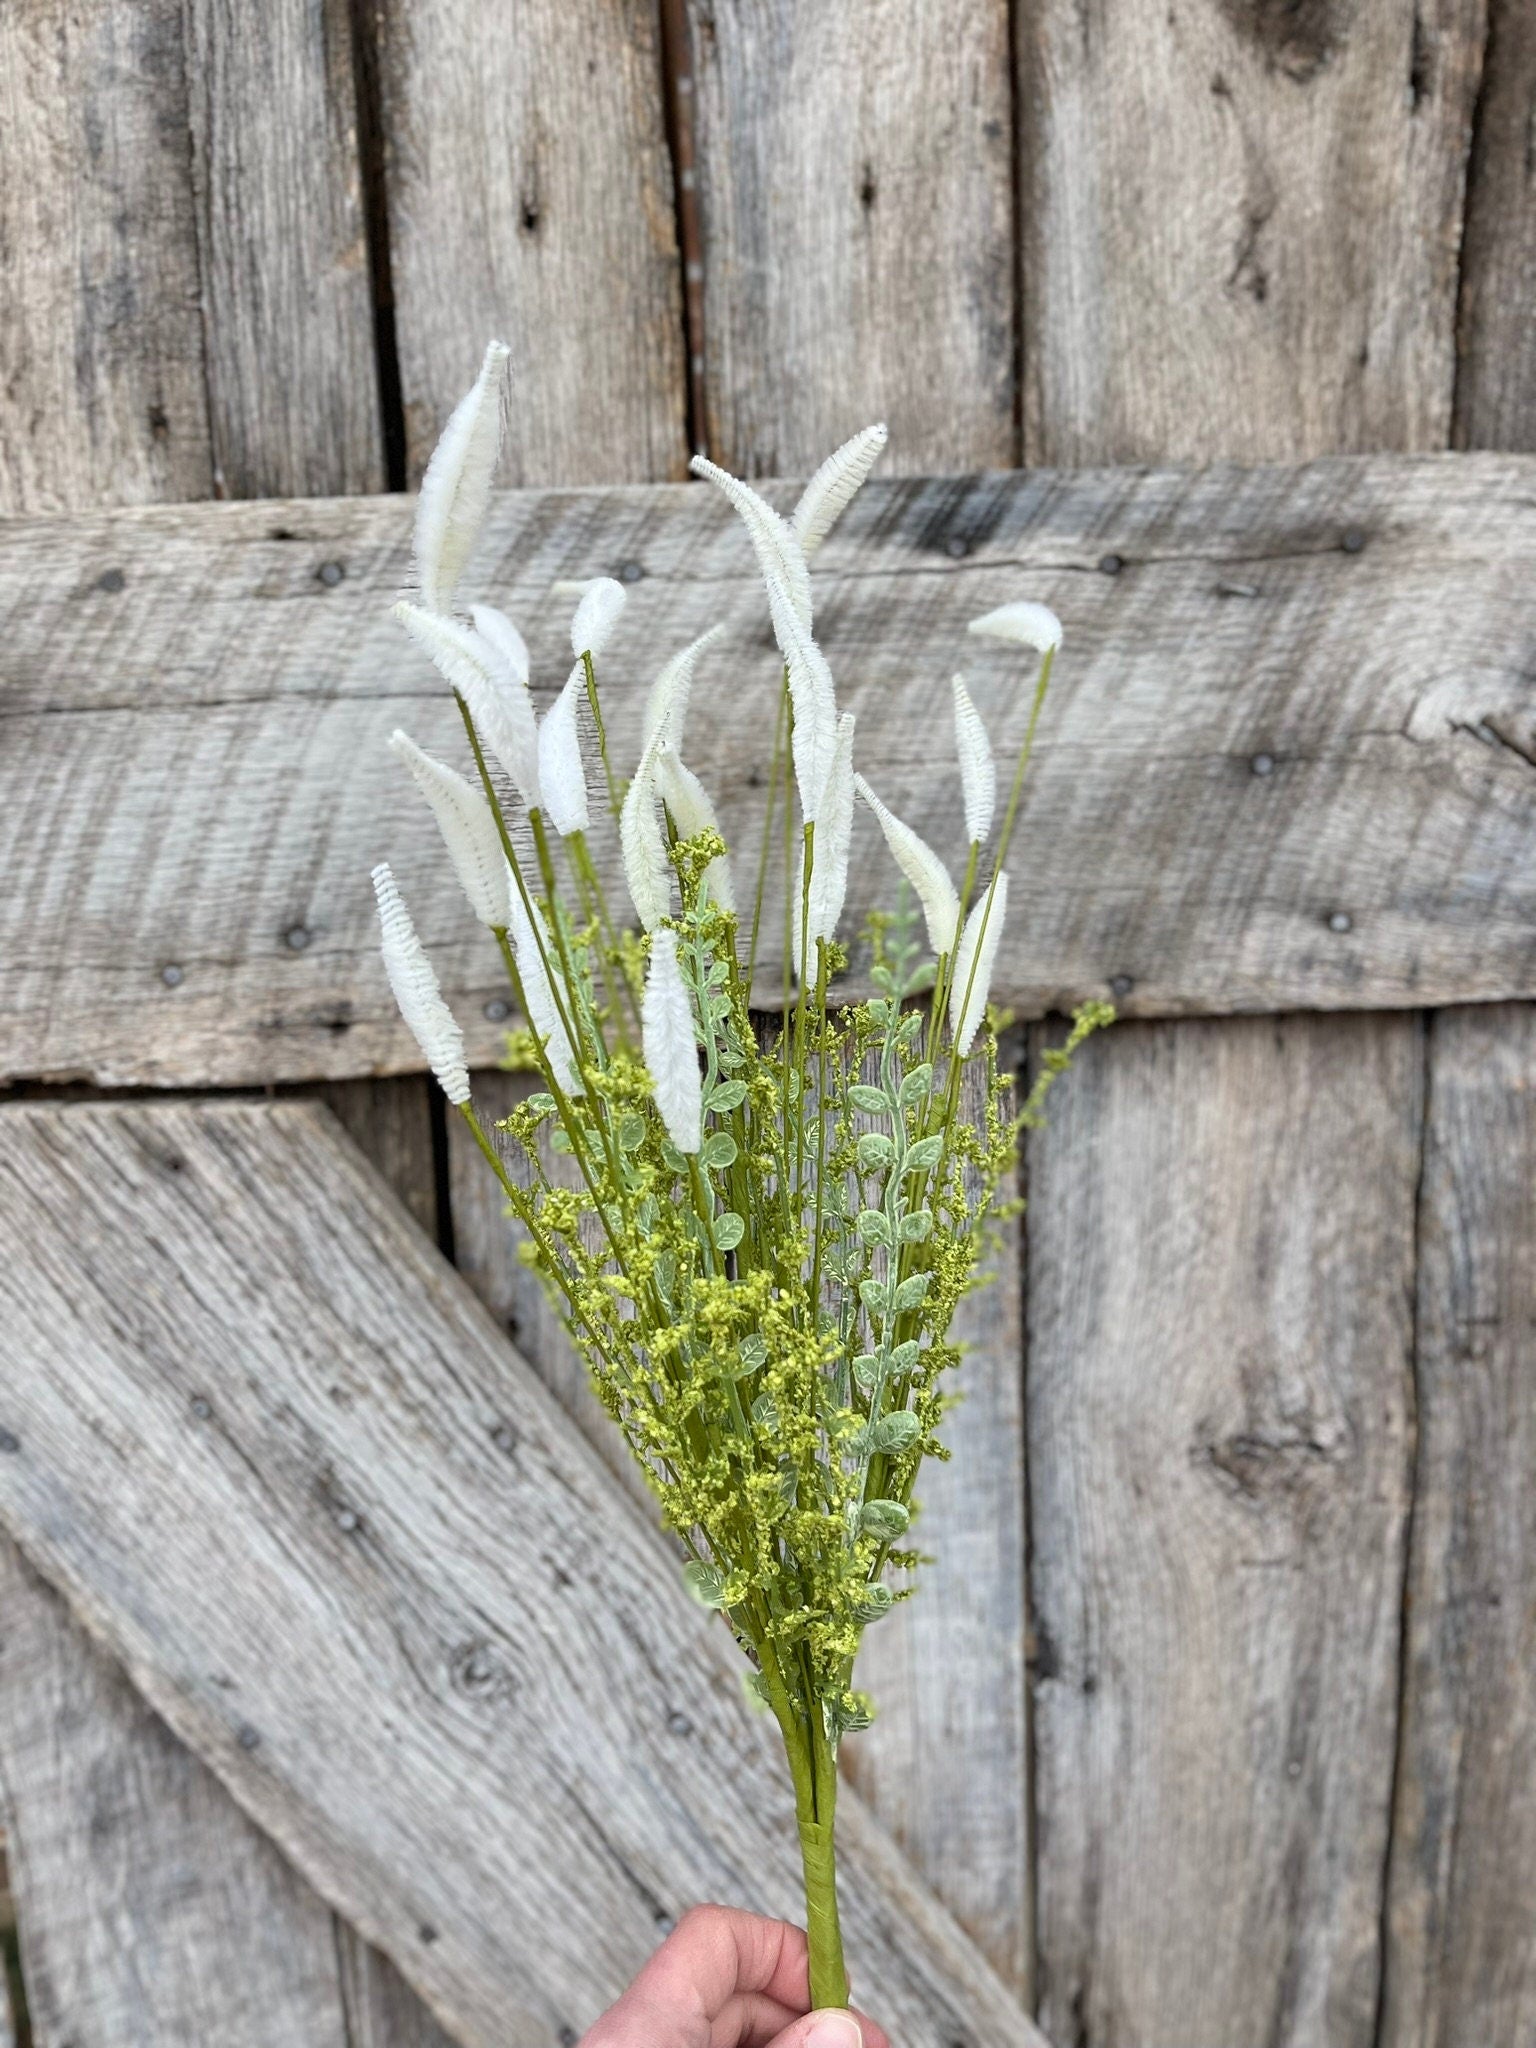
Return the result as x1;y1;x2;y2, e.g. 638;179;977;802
372;342;1109;2005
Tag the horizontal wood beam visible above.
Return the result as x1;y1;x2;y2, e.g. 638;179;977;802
0;1099;1038;2048
3;455;1535;1087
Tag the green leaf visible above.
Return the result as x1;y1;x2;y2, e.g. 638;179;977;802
738;1333;768;1372
661;1142;689;1173
890;1339;921;1376
550;1126;575;1154
707;1078;747;1112
872;1410;921;1454
848;1083;890;1115
860;1499;910;1541
752;1391;780;1433
526;1092;556;1118
700;1130;738;1169
617;1113;648;1152
683;1561;728;1608
856;1208;892;1247
713;1211;745;1251
892;1271;931;1313
859;1278;889;1317
898;1064;934;1107
742;1669;773;1712
654;1252;677;1296
903;1134;943;1172
857;1131;895;1171
852;1352;881;1392
853;1582;894;1622
897;1208;933;1242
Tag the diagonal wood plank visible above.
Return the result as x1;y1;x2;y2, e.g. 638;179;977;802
1026;1015;1420;2047
0;1537;453;2048
0;1099;1042;2048
1381;1003;1536;2047
1018;0;1486;465
6;454;1536;1092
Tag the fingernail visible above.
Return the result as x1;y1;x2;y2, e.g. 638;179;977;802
805;2017;862;2048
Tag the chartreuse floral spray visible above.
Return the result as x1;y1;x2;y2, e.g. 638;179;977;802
372;342;1109;2006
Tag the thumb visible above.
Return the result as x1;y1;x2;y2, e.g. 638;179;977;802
767;2012;868;2048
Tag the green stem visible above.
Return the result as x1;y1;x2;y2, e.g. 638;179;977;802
793;1725;848;2009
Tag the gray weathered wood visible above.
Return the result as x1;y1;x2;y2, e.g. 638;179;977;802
0;1862;13;2048
315;1075;439;1242
1027;1014;1420;2046
184;0;383;498
1019;0;1486;465
0;1536;451;2048
685;0;1015;473
375;0;688;486
0;1099;1041;2048
1381;1003;1536;2047
1453;0;1536;452
6;454;1536;1090
0;1;213;512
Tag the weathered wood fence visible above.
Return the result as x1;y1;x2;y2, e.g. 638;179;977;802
1;4;1534;2045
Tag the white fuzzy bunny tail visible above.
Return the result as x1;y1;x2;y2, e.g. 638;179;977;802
620;757;673;930
951;675;995;845
394;602;542;809
537;663;590;837
507;887;583;1095
765;572;839;826
387;731;510;929
855;776;960;957
790;424;888;557
470;603;529;687
949;873;1008;1056
412;341;509;614
643;928;702;1154
656;744;734;911
968;600;1063;654
372;864;471;1104
798;712;856;960
641;626;726;755
690;456;813;630
570;577;627;659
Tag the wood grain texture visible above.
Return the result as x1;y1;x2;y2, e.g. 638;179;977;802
1019;0;1486;465
184;0;382;497
314;1075;439;1240
374;0;687;485
1453;0;1536;451
842;1047;1029;1998
686;0;1015;473
1027;1015;1420;2047
1381;1004;1536;2047
0;0;212;512
0;1099;1040;2048
0;1538;452;2048
6;454;1536;1089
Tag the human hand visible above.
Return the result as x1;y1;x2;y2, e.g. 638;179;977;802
579;1905;891;2048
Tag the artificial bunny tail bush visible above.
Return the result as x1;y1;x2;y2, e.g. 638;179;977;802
373;360;1112;2009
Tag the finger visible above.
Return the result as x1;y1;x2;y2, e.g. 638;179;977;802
764;2008;890;2048
706;1989;801;2046
643;1906;813;2017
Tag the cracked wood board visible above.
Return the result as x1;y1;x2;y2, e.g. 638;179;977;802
1026;1013;1420;2046
0;1099;1041;2048
0;1539;452;2048
6;454;1536;1087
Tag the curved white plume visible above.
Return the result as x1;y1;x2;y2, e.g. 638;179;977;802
951;675;995;845
855;776;960;957
641;626;726;755
765;572;839;825
643;928;701;1154
469;603;529;687
949;872;1009;1056
620;756;672;931
387;731;510;929
537;663;590;837
690;456;813;630
372;864;470;1104
394;601;541;810
968;600;1063;654
412;341;508;614
656;744;734;912
507;885;583;1095
569;577;627;660
791;424;888;557
798;712;856;961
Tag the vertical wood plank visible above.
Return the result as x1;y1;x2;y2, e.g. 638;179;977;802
1452;0;1536;449
0;1539;451;2048
315;1077;440;1242
0;1;212;512
1019;0;1487;465
1026;1015;1420;2046
184;0;384;496
686;0;1016;474
374;0;688;485
1381;1004;1536;2047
